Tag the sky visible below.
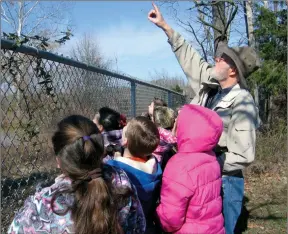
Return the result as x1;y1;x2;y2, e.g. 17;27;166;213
57;1;191;82
1;1;247;83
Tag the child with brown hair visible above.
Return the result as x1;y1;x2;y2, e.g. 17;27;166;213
106;116;162;233
8;115;145;234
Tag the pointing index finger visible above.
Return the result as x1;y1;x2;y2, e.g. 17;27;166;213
152;2;159;12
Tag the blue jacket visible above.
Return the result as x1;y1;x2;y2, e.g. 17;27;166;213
106;159;162;218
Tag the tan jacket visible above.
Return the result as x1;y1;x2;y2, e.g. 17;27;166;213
168;31;260;173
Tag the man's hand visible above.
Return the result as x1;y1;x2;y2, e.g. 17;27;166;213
148;2;166;28
148;2;174;39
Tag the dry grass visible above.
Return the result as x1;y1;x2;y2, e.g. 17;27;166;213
240;123;287;234
242;167;287;234
247;122;286;175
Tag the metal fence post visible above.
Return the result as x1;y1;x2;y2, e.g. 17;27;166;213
168;91;172;108
131;81;136;117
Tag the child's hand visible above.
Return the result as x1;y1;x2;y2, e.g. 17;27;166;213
141;112;149;118
114;152;122;157
172;118;178;137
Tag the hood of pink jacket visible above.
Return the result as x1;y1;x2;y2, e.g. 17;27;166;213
177;104;223;153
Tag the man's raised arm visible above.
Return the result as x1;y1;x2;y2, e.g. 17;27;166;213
148;2;212;94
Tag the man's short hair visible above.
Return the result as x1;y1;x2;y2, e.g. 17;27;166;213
153;97;167;107
125;116;159;157
153;106;176;130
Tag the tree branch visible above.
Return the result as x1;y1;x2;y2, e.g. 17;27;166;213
224;4;238;33
197;8;212;19
187;21;208;61
1;5;13;24
26;15;49;35
198;16;223;34
17;0;24;36
216;2;226;27
23;1;39;19
197;4;211;47
3;2;17;31
176;15;209;62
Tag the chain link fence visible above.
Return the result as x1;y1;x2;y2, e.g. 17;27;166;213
1;39;185;232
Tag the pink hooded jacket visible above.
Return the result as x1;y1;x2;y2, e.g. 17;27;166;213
156;104;225;234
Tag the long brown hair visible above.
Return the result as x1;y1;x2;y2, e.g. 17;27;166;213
51;115;126;234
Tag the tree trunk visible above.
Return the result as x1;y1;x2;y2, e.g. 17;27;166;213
254;83;259;107
17;1;24;37
267;95;274;128
243;0;260;117
212;0;227;54
263;1;269;9
273;1;278;12
198;8;213;61
244;0;256;48
226;3;232;42
15;1;25;110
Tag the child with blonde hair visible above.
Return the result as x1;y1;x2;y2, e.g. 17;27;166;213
152;106;177;167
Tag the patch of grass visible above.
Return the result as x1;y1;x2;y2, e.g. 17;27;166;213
247;121;286;175
242;164;287;234
238;123;287;233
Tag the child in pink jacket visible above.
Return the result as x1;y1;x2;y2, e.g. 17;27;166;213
156;104;225;234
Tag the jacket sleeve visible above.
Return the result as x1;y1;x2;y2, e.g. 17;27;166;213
167;31;212;94
156;167;193;232
223;92;260;172
160;129;177;144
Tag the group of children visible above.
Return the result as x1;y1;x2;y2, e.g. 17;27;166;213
8;98;225;234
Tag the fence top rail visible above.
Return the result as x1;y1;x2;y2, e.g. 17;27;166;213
1;39;184;96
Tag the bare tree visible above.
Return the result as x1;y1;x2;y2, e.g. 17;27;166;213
149;69;195;100
243;0;259;110
159;0;238;62
263;1;269;9
150;69;186;87
68;33;120;111
243;0;255;48
212;1;227;50
70;33;112;69
1;1;73;118
1;0;73;38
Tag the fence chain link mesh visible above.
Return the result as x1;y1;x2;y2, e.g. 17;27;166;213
1;40;185;232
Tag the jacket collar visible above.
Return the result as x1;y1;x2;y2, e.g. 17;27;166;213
212;84;242;110
220;83;242;102
202;78;242;102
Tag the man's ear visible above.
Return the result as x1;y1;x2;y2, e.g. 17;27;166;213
230;67;238;77
122;138;128;147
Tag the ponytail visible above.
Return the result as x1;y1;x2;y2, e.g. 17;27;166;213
51;115;129;234
73;176;122;234
51;166;124;234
